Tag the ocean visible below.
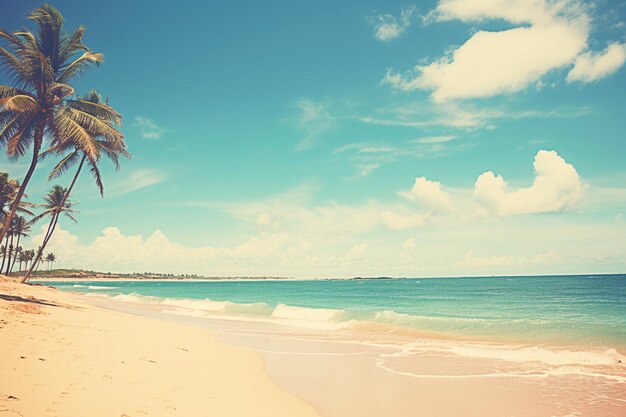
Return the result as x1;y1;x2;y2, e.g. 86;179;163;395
42;274;626;349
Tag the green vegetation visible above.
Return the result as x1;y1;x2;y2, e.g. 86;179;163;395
0;5;129;282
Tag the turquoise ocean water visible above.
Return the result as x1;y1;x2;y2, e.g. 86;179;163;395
43;274;626;348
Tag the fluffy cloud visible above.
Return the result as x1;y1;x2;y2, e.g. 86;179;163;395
400;177;454;212
567;43;626;83
37;225;312;276
372;6;417;42
384;0;624;101
474;150;585;215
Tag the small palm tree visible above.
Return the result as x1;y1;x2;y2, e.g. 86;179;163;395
0;173;34;240
0;4;104;245
18;250;30;273
22;186;76;282
45;252;56;270
3;216;30;275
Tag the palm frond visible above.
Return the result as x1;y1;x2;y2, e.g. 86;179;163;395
58;25;87;61
48;83;74;100
0;47;29;88
27;4;64;70
86;155;104;196
0;94;39;113
0;115;20;146
48;149;80;179
68;108;123;142
0;29;25;49
51;109;99;159
7;114;37;159
66;97;121;125
18;48;56;86
57;51;104;83
0;85;26;99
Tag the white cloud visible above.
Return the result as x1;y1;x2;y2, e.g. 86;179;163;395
380;210;429;230
385;0;589;101
457;250;517;268
383;0;624;101
413;135;456;144
345;243;368;260
134;117;166;139
474;150;585;215
372;6;417;42
294;99;334;150
26;170;626;278
567;42;626;83
400;177;454;212
108;169;166;196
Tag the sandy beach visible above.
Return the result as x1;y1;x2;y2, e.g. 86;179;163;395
0;278;321;417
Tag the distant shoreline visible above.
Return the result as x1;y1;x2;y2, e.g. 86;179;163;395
29;272;626;283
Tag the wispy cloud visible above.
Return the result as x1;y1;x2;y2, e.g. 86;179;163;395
134;116;166;139
358;102;591;130
412;135;456;144
293;99;334;150
108;169;166;196
335;138;459;179
371;6;417;42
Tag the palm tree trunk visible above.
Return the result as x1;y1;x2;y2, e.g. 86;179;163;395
0;234;9;273
0;126;43;247
5;236;14;276
22;155;85;283
22;214;57;283
9;234;21;275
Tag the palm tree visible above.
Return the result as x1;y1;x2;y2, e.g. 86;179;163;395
6;216;30;275
43;90;128;198
19;248;34;272
0;244;6;273
0;4;104;245
18;250;30;273
22;185;76;282
45;252;56;270
0;173;34;239
21;91;128;283
7;245;21;275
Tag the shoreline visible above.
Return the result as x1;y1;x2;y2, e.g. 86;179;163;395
3;279;626;417
29;272;626;283
84;286;626;417
0;278;322;417
43;279;626;351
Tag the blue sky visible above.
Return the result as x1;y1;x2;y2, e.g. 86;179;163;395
1;0;625;277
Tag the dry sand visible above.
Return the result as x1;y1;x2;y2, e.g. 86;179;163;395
0;277;321;417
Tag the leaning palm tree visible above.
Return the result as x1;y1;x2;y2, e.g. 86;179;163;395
0;4;104;245
22;185;76;282
21;91;128;283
